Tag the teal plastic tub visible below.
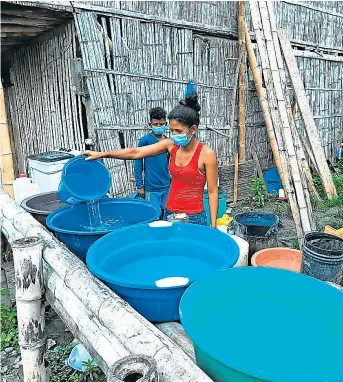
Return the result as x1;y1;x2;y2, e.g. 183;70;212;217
180;267;343;382
203;189;226;226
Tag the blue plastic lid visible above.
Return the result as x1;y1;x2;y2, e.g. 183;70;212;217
180;267;343;382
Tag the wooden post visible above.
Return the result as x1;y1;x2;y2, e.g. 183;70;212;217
244;23;285;189
233;153;239;205
238;1;246;161
0;79;15;197
12;236;47;382
278;29;337;199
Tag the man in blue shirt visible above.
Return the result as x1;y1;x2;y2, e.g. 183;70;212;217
134;107;171;214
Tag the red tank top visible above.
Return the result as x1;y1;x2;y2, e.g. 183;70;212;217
166;143;206;214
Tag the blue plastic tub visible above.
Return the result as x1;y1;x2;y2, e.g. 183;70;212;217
263;167;282;194
180;267;343;382
87;222;239;322
203;189;226;226
46;198;160;262
58;155;111;205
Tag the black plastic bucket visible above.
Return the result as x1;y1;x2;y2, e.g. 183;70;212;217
230;212;280;264
21;192;66;226
301;232;343;284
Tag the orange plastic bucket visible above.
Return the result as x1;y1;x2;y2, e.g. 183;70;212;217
251;247;303;272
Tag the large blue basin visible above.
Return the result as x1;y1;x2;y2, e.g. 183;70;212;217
87;221;239;322
46;198;160;262
180;267;343;382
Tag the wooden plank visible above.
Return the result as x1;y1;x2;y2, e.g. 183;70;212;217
233;153;239;206
258;1;311;234
249;2;305;242
238;1;246;161
0;16;59;27
0;25;47;33
278;29;337;198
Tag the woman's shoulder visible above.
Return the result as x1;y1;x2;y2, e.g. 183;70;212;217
163;139;176;153
200;144;217;162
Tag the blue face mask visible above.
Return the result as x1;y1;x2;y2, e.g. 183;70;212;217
151;125;166;136
171;128;194;147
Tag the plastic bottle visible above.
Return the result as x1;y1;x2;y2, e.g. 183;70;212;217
13;174;40;204
217;225;249;266
65;344;95;372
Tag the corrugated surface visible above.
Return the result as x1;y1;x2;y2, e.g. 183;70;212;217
5;22;85;173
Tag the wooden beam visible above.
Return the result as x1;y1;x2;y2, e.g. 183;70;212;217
233;153;239;206
1;25;47;33
278;29;337;199
238;1;246;161
0;6;70;20
0;15;60;27
293;49;343;63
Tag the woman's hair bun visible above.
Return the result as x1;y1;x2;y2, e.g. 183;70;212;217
180;93;201;112
180;80;201;112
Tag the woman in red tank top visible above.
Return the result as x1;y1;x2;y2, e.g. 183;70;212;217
84;82;219;228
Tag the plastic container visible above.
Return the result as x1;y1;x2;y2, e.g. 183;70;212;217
231;212;279;265
217;226;249;267
86;221;239;322
251;247;302;272
46;198;160;262
58;155;111;205
263;167;282;194
21;192;66;226
180;267;343;382
203;189;226;226
13;174;40;204
28;151;74;193
65;344;95;372
301;232;343;284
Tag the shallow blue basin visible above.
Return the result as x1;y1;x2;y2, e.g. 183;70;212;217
87;222;239;322
180;267;343;382
46;198;160;262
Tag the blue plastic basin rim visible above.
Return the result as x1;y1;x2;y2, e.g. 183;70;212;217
46;198;160;236
179;267;343;382
86;223;239;290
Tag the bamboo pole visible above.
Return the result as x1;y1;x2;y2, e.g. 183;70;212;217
44;264;129;373
12;236;47;382
245;18;304;243
256;1;311;234
0;190;212;382
0;80;15;197
233;153;239;205
238;1;246;161
278;29;337;199
244;24;285;188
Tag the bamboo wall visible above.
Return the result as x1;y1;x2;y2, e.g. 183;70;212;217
4;22;85;174
3;1;342;196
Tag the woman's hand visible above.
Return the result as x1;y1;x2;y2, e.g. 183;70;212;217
83;151;103;161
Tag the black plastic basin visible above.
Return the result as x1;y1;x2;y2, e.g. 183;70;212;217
21;192;66;226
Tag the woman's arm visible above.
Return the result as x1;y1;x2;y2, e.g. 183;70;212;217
84;139;173;161
205;150;219;228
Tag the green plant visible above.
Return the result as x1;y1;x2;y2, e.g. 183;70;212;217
249;178;270;208
0;303;19;350
82;359;99;381
289;238;299;250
